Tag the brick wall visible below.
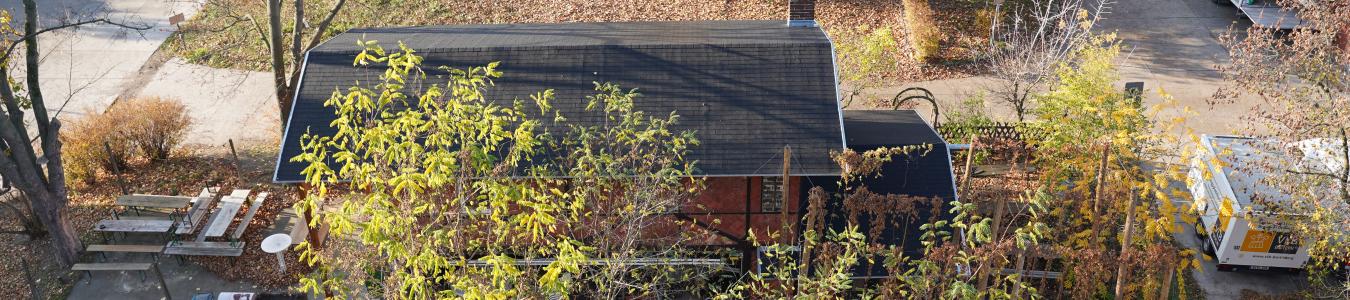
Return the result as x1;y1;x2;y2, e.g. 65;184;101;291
679;176;805;246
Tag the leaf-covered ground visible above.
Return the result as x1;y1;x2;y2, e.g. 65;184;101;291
168;0;989;83
0;143;301;298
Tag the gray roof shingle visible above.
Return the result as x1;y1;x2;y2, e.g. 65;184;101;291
275;20;844;183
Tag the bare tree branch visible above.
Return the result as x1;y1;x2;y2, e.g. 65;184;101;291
984;0;1111;122
1;18;153;62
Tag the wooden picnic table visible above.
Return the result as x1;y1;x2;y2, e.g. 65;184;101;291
200;196;244;239
116;194;193;209
94;220;175;233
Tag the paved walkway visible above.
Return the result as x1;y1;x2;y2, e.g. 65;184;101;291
0;0;281;148
859;0;1265;137
63;234;281;300
1;0;204;119
133;58;280;147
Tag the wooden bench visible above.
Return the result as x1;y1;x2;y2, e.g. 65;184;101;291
197;190;251;242
176;187;220;234
95;220;174;233
112;214;173;221
116;194;194;209
163;241;245;257
86;244;164;262
71;263;153;283
230;192;268;240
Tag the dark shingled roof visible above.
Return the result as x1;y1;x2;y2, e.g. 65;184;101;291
807;109;956;260
842;110;945;147
274;20;845;183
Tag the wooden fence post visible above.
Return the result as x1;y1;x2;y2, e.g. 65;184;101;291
228;139;241;177
1115;191;1139;298
103;142;130;195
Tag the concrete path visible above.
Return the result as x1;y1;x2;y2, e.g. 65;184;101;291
64;257;274;300
0;0;281;147
0;0;203;119
63;234;283;300
133;58;281;147
858;0;1265;137
1098;0;1264;136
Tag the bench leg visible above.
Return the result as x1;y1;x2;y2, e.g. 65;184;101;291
84;270;92;285
98;252;107;262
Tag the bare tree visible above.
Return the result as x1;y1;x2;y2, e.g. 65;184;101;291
268;0;347;122
1217;0;1350;293
983;0;1108;122
0;1;149;266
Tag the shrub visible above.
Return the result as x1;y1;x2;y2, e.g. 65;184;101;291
119;97;192;161
833;25;901;84
61;97;191;183
902;0;942;62
64;109;133;183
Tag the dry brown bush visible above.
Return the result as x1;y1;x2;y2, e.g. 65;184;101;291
118;97;192;161
901;0;941;62
63;109;133;184
62;97;192;183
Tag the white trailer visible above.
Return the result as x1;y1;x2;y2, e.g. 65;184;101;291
1217;0;1306;29
1188;135;1310;272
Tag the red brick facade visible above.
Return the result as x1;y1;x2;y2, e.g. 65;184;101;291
679;176;804;246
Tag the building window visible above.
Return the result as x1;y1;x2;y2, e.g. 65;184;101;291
761;177;784;212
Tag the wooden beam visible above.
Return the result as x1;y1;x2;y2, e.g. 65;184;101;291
116;195;192;209
71;263;152;271
87;244;164;253
163;241;245;256
199;197;244;240
231;192;269;240
93;220;174;233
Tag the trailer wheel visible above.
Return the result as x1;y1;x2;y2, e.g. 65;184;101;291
1217;264;1235;272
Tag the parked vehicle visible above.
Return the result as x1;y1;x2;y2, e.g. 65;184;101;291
1189;135;1310;272
1215;0;1306;29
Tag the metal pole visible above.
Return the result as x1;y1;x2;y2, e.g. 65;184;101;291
275;252;287;272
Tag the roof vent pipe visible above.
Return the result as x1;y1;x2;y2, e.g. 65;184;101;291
788;0;817;27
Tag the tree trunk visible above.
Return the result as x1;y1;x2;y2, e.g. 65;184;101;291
1091;143;1111;244
1157;265;1175;300
268;0;290;122
27;189;80;266
1114;192;1139;298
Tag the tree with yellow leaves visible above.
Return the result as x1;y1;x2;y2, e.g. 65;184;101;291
291;42;715;298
